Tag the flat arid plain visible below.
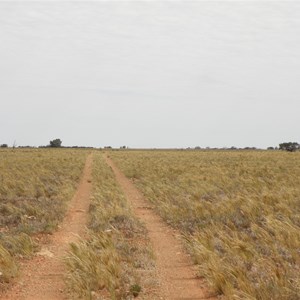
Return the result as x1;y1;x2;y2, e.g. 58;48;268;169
0;148;299;300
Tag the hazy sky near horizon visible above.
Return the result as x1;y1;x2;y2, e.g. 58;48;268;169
0;1;299;148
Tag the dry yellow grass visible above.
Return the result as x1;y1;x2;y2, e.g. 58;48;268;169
0;148;88;287
110;150;300;300
65;153;155;299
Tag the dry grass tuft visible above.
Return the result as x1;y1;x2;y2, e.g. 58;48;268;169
65;233;121;299
0;244;18;284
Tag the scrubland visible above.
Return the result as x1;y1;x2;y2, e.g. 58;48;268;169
65;153;155;299
110;150;300;300
0;148;88;286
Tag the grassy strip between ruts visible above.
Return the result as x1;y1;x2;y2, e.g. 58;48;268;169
110;150;300;300
65;153;156;300
0;148;89;288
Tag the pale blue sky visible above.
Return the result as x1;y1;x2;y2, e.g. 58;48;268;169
0;1;299;148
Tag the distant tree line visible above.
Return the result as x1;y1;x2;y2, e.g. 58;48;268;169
1;139;299;151
193;142;300;152
193;146;259;151
39;139;94;149
279;142;299;152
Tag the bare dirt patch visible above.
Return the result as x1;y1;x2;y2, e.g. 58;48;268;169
105;155;216;300
0;154;93;300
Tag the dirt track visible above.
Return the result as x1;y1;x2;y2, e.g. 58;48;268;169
105;155;215;300
2;153;215;299
1;154;93;300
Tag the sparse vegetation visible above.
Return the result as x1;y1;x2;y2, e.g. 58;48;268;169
0;148;88;286
65;153;155;299
110;150;300;300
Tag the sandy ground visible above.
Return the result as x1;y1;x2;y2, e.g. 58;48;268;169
105;155;216;300
0;154;93;300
